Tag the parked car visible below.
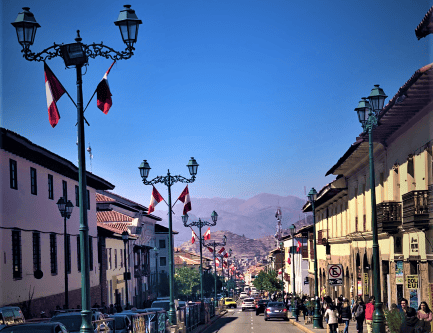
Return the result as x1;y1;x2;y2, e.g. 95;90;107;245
239;292;248;299
106;313;132;333
0;306;25;330
0;322;68;332
264;302;288;321
50;309;104;332
151;299;180;311
222;298;237;308
255;299;270;316
241;298;255;311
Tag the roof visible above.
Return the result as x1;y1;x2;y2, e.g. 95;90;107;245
97;211;133;223
97;222;137;239
415;6;433;39
303;177;347;212
0;127;114;190
326;63;433;177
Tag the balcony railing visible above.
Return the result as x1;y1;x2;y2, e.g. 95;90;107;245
402;190;429;229
376;201;401;234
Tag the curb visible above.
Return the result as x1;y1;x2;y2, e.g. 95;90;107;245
288;319;316;333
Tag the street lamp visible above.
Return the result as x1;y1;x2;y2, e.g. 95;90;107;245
153;247;159;298
308;188;323;329
354;85;387;333
183;211;218;300
138;158;198;325
204;235;227;308
13;6;142;332
57;197;74;310
289;224;298;320
278;241;284;302
121;231;130;310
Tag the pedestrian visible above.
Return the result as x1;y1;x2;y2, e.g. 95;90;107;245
352;297;365;333
400;307;429;333
365;296;375;333
340;298;352;333
101;302;108;314
325;302;340;333
417;301;432;323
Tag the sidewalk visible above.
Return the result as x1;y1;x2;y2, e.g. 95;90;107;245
188;309;228;333
288;317;367;333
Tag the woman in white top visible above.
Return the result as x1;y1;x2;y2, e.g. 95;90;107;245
324;302;340;333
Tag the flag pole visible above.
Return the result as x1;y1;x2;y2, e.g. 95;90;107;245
83;88;97;112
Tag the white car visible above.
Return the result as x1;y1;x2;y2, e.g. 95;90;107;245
241;298;255;311
239;292;248;299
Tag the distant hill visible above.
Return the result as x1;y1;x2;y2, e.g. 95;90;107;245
151;193;310;246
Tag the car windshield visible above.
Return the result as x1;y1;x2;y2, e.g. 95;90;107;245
225;298;233;302
267;302;284;307
244;299;254;302
151;302;169;311
51;315;81;331
259;300;269;304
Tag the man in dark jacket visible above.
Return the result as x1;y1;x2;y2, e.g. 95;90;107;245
400;307;428;333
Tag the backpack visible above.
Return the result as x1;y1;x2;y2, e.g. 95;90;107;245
355;304;364;319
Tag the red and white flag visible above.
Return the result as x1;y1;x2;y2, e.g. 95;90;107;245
287;254;291;265
44;62;66;128
218;247;225;254
148;186;164;214
216;257;220;267
207;247;214;253
223;260;228;268
177;185;191;215
297;240;302;252
219;248;229;258
96;61;115;114
203;227;211;240
191;229;197;244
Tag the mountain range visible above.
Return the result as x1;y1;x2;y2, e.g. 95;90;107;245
151;193;310;246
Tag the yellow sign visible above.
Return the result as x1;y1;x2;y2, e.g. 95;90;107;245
396;277;404;285
364;273;369;294
407;275;418;289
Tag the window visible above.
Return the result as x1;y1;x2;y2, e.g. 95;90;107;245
12;230;22;279
108;248;112;270
33;232;41;271
75;186;79;207
87;190;90;210
120;249;123;268
410;261;418;275
48;174;54;199
30;167;37;195
89;236;93;271
50;234;57;275
159;239;166;249
10;159;18;190
160;257;167;266
114;249;118;269
394;236;402;254
62;180;68;201
66;235;71;274
77;236;81;272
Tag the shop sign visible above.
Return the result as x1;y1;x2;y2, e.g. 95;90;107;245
364;273;369;295
357;280;362;296
406;275;418;289
396;277;404;285
395;261;403;277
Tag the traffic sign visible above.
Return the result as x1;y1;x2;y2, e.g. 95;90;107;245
328;264;343;286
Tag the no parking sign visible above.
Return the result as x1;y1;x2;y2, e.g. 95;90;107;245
328;264;343;286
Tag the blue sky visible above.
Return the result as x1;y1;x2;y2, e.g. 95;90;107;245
1;0;432;205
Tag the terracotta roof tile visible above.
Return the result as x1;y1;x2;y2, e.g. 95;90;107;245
415;6;433;39
97;211;133;223
104;222;131;232
96;193;115;202
97;222;123;234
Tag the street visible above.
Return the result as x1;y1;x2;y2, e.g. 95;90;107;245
204;308;304;333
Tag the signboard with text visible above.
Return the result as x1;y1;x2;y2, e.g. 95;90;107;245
328;264;343;286
406;275;418;289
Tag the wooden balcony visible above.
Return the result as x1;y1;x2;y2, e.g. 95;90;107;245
376;201;401;234
402;190;429;230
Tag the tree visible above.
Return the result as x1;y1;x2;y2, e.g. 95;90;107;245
174;267;200;299
157;272;170;297
253;270;282;294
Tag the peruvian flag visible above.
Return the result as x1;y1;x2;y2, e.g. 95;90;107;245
216;258;220;267
223;260;228;268
218;247;225;255
96;61;115;114
219;247;229;257
207;247;214;253
203;227;211;240
191;229;197;244
148;186;164;214
287;254;291;265
297;240;302;252
177;185;191;215
44;62;66;128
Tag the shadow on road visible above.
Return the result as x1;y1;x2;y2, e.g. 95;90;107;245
204;316;238;332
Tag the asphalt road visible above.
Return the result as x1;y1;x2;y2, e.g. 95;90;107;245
203;307;305;333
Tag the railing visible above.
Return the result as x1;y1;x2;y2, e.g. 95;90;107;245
377;201;402;233
177;300;216;332
129;310;167;333
92;318;114;333
402;190;429;218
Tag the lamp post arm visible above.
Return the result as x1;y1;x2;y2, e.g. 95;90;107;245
20;43;63;62
141;173;196;187
84;43;135;61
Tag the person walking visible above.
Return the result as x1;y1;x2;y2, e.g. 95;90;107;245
400;307;429;333
365;296;375;333
340;298;352;333
352;297;365;333
417;301;432;323
325;302;340;333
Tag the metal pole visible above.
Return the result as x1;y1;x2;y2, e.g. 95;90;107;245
213;244;217;308
199;221;203;300
155;253;159;298
123;239;129;309
312;199;323;328
369;125;385;333
167;176;176;325
76;64;92;333
64;215;69;309
281;249;284;301
291;237;298;320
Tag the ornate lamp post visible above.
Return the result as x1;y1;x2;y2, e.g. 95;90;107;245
121;231;130;310
308;188;323;329
12;6;142;332
354;85;387;333
138;158;199;325
182;211;218;300
153;247;159;298
290;224;298;320
278;241;285;302
204;235;227;308
57;197;74;310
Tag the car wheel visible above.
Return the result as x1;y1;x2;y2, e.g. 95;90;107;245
256;312;259;316
234;305;237;308
264;317;268;321
242;308;245;311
